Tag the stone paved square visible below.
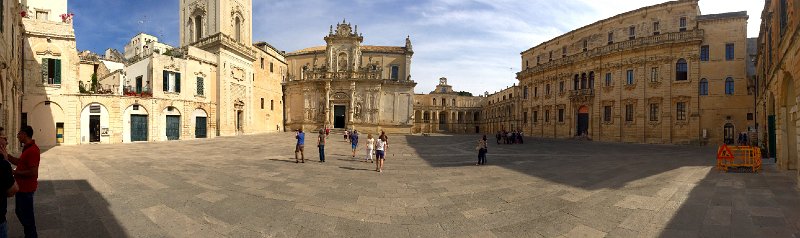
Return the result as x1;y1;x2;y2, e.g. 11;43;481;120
4;133;800;237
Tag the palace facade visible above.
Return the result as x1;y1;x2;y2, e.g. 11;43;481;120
0;0;25;150
517;0;753;144
283;21;416;134
755;0;799;186
411;77;485;134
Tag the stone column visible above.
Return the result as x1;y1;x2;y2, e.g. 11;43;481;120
349;81;356;129
325;81;331;126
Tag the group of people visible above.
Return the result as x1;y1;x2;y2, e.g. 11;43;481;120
295;128;390;172
0;126;41;238
496;130;524;144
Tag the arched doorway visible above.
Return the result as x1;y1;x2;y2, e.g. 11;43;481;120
439;112;447;131
577;106;589;136
163;106;181;141
123;104;149;142
724;123;735;145
781;74;797;169
80;103;109;144
193;108;208;138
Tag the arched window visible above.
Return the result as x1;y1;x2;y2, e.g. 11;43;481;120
699;78;708;95
574;74;579;90
195;15;203;41
235;16;242;42
676;59;688;81
188;20;194;42
452;99;456;106
723;123;735;144
725;77;734;95
433;98;436;105
588;72;595;89
581;73;587;89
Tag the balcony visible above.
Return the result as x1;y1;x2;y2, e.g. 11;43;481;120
123;85;152;98
569;89;594;103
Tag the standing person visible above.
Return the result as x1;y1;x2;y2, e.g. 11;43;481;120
496;132;501;144
0;128;18;238
317;129;326;163
1;126;40;238
295;129;305;163
365;134;375;163
325;126;330;139
350;130;359;158
476;135;488;165
519;131;524;144
375;135;387;172
344;130;349;142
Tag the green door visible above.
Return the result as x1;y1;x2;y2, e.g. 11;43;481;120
131;115;148;142
768;115;777;158
195;117;207;138
166;115;180;140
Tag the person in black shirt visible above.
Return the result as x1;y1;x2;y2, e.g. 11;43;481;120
0;127;18;237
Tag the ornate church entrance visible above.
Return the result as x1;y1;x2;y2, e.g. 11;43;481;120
334;105;346;129
576;106;589;136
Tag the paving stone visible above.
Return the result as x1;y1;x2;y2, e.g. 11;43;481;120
5;133;797;237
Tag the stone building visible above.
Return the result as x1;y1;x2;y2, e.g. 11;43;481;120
754;0;799;187
252;41;286;133
482;85;522;134
0;0;25;150
412;77;485;134
18;0;285;147
517;0;753;144
283;21;416;134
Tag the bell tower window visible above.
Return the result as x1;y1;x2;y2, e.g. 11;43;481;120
235;16;242;42
194;15;203;42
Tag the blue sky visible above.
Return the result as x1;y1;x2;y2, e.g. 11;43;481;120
70;0;763;95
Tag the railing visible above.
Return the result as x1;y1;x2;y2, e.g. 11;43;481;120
569;89;594;99
123;86;152;97
79;82;118;95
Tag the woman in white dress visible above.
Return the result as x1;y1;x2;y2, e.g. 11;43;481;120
365;134;375;163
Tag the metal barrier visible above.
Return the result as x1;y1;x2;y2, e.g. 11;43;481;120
716;145;762;173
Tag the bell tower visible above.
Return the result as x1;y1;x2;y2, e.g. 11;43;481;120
180;0;253;47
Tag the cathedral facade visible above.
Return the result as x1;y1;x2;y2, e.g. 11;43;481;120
283;21;416;134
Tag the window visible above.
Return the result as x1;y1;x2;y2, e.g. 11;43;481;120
235;17;243;42
699;78;708;95
271;100;274;110
432;98;436;105
452;99;455;106
608;32;614;45
261;98;265;109
676;59;687;81
626;70;634;85
41;58;62;84
583;40;588;52
549;51;553;61
36;11;48;20
650;67;658;82
625;104;634;122
747;113;754;121
523;86;528;99
442;99;446;106
0;0;3;32
558;109;564;122
195;15;203;41
562;46;567;57
604;106;612;122
725;43;734;60
524;112;528;124
629;26;636;40
534;87;538;97
649;103;659;121
700;45;709;61
676;102;686;121
390;65;399;80
725;77;734;95
260;58;264;69
270;62;274;73
605;73;612;86
545;110;550;123
526;60;529;68
546;84;551;95
196;77;204;95
653;22;660;35
537;56;540;65
679;17;687;32
533;111;538;123
559;81;565;93
162;71;181;93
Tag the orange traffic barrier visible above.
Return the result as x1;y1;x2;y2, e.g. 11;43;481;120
716;145;762;173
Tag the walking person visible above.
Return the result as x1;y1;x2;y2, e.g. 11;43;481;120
325;126;330;139
0;128;19;238
295;129;305;163
1;126;40;238
350;130;359;158
375;135;387;172
344;130;349;142
365;134;375;163
318;129;326;162
476;135;488;165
